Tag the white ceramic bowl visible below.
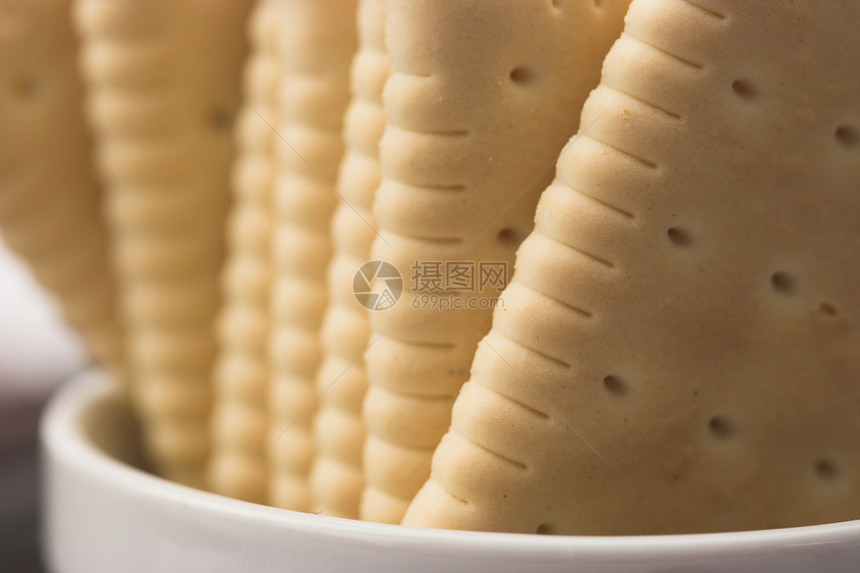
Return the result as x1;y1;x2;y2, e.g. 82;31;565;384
41;370;860;573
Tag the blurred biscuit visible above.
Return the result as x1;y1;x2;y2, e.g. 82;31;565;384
0;0;122;371
75;0;252;487
268;0;358;511
309;0;388;519
207;0;281;505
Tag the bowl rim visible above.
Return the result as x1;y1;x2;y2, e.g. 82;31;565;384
41;368;860;564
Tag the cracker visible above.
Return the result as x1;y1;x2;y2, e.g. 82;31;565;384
268;0;358;511
0;0;122;371
308;0;388;519
74;0;252;487
405;0;860;534
206;0;281;505
363;0;630;523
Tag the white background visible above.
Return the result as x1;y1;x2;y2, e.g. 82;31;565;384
0;235;86;394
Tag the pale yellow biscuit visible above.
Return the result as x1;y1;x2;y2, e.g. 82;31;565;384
206;0;281;504
268;0;358;512
74;0;252;487
362;0;630;523
405;0;860;534
308;0;388;519
0;0;122;371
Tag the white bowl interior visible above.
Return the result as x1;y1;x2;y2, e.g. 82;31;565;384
41;370;860;573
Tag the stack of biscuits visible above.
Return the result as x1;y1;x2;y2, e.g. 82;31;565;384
2;0;858;536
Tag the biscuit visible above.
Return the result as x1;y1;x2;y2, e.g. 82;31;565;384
405;0;860;534
207;0;280;504
0;0;122;372
308;0;388;519
74;0;252;487
267;0;358;511
362;0;630;524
